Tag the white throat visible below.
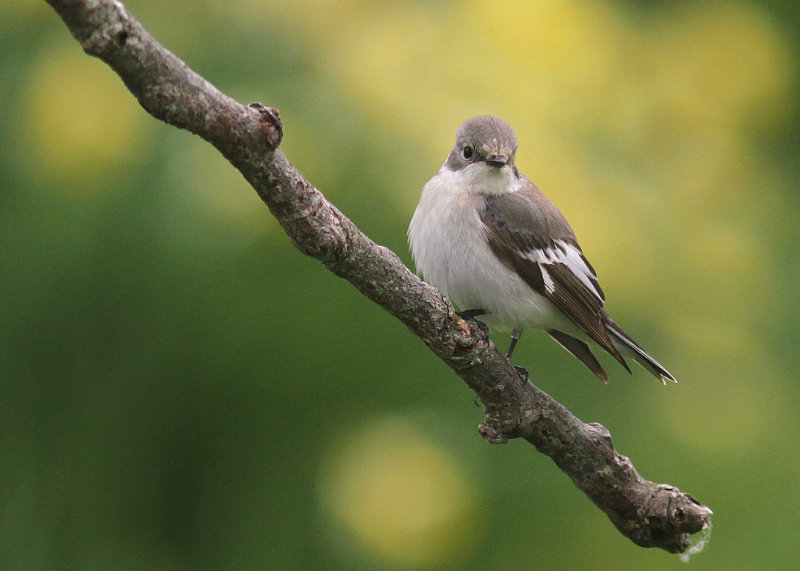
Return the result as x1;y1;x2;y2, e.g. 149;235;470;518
446;162;520;196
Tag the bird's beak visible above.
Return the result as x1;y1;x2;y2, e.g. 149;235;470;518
486;154;508;167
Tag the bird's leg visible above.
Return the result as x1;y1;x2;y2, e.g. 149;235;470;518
507;328;529;384
506;327;522;359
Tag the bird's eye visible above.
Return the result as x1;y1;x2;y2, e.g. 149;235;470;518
462;145;474;160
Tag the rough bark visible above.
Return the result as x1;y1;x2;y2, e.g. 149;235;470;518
45;0;712;553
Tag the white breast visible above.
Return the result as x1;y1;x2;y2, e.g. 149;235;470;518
408;167;571;332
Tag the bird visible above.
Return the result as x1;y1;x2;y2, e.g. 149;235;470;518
408;115;675;384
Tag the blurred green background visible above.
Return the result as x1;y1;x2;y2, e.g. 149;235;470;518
2;0;799;568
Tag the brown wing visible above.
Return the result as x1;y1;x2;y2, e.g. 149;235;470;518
481;179;628;369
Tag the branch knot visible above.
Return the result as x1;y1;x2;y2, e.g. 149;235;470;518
248;103;283;148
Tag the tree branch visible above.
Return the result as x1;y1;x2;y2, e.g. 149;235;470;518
45;0;712;553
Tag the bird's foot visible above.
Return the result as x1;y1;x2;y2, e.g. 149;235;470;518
457;309;489;337
456;308;486;320
513;365;529;385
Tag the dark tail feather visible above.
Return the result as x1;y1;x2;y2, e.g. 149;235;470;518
603;315;676;384
547;330;608;383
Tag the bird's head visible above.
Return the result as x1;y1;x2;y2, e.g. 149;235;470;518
444;115;520;195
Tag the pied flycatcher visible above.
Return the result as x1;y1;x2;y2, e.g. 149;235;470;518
408;115;675;383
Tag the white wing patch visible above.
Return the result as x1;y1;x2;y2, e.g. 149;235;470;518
524;240;604;302
540;265;555;294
